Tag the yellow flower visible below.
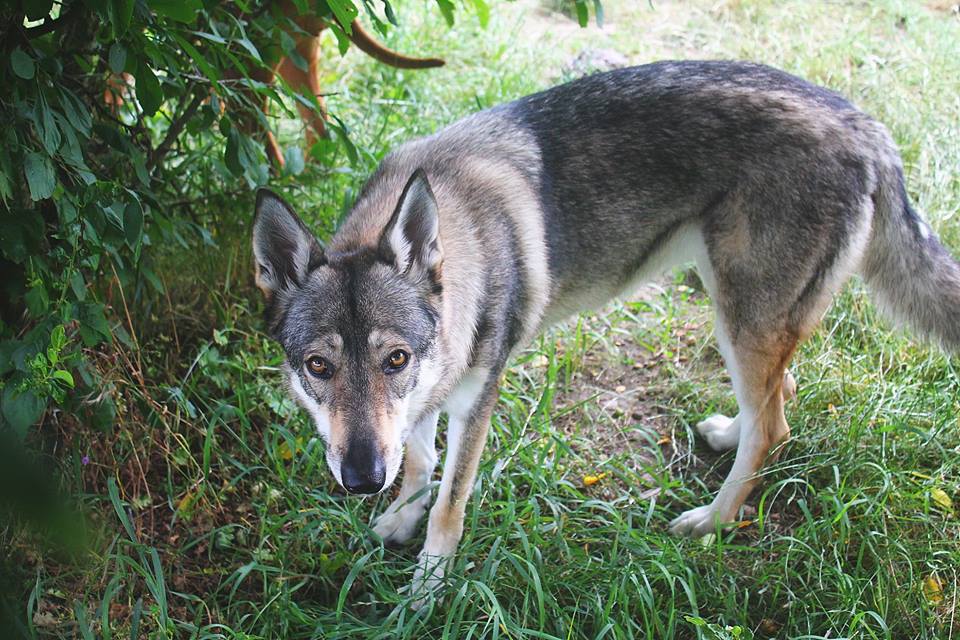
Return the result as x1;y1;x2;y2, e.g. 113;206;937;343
583;472;607;487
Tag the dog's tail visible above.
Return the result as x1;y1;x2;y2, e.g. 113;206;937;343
348;20;445;69
860;157;960;350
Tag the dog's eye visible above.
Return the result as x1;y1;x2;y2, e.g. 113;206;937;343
384;349;408;372
305;356;333;379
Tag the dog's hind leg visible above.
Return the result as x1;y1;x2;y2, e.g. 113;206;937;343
696;368;796;452
671;326;797;536
691;239;798;454
373;411;439;545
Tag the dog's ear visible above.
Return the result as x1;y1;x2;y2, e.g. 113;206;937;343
379;169;442;276
252;189;324;298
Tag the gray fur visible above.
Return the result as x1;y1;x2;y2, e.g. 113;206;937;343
253;60;960;599
861;167;960;349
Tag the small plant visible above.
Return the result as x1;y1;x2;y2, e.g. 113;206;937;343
686;616;754;640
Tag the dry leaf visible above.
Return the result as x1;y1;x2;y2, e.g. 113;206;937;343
931;488;954;514
923;575;944;604
176;490;196;515
278;436;304;461
759;619;781;635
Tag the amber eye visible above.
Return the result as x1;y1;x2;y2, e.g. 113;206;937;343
385;349;409;372
305;356;333;379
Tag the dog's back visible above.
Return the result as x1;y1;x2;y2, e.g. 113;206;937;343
340;61;951;350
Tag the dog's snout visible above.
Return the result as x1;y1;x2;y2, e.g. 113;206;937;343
341;443;386;495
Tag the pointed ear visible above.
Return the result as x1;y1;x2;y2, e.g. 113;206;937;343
252;189;325;298
379;169;442;276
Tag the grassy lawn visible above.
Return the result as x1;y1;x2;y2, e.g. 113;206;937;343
5;0;960;638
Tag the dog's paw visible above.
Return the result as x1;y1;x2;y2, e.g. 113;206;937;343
696;414;739;451
373;501;426;546
407;551;450;610
373;498;427;544
669;504;720;537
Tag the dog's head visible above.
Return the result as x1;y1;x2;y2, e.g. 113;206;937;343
252;170;443;495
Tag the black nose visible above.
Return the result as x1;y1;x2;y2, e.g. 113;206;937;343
340;444;386;495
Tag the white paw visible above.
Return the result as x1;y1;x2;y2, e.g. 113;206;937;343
696;414;739;451
408;551;450;609
372;500;427;545
669;504;720;537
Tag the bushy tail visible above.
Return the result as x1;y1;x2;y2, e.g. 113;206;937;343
861;162;960;350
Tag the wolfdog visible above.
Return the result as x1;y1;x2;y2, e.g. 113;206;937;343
251;61;960;600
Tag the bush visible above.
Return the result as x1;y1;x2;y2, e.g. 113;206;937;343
0;0;480;439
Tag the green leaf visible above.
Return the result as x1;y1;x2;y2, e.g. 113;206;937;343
327;21;351;56
149;0;201;23
11;48;36;80
108;0;135;37
574;0;589;27
0;148;12;203
50;325;67;352
1;386;46;439
224;128;242;176
134;61;163;116
54;113;96;183
283;146;305;176
0;341;18;376
171;33;220;81
25;281;49;316
107;477;138;542
0;211;44;263
280;30;309;72
123;201;143;248
59;89;93;135
108;43;127;74
70;271;87;301
469;0;489;27
383;1;397;25
23;0;55;21
23;152;56;201
326;0;359;32
235;36;263;63
76;302;112;347
131;149;149;185
36;100;62;155
129;598;142;640
434;0;455;26
592;0;604;27
327;115;358;165
52;369;75;388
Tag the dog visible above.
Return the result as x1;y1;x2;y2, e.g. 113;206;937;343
251;60;960;601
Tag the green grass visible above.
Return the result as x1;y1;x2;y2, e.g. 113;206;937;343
5;0;960;638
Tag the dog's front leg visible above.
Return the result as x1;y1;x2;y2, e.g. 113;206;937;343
373;411;440;545
409;368;498;606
